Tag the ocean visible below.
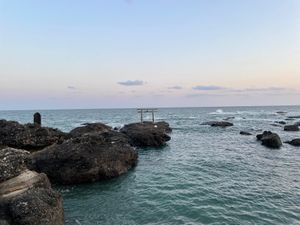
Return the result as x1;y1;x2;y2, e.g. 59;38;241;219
0;106;299;225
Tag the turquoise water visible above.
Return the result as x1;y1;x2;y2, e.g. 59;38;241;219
1;106;300;225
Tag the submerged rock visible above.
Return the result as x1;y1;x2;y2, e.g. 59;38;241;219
30;133;138;184
240;131;252;136
275;121;286;125
0;147;64;225
256;131;282;149
284;125;299;132
287;116;300;119
201;121;233;127
294;121;300;126
0;120;67;151
120;122;171;147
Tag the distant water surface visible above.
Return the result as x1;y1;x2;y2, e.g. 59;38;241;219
1;106;300;225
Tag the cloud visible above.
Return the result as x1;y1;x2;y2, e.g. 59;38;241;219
118;80;144;86
192;85;225;91
67;86;77;90
232;87;287;93
168;86;183;90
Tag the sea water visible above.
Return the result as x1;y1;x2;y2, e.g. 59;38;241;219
0;106;300;225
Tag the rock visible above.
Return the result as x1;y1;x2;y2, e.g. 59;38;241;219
284;125;299;131
0;147;64;225
287;116;300;119
285;139;300;147
256;131;282;149
30;132;138;184
275;121;286;125
0;120;67;151
270;124;282;127
69;122;112;138
201;121;233;127
0;148;30;183
120;122;171;147
240;131;252;135
276;111;287;115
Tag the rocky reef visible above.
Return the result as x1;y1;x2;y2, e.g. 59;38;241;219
256;131;282;149
0;120;66;151
0;147;64;225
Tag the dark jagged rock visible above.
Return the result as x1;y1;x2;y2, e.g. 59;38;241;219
285;139;300;147
120;122;171;147
201;121;233;127
240;131;252;136
69;122;112;138
0;148;64;225
256;131;282;149
0;120;67;151
275;121;286;125
30;132;138;185
284;125;299;131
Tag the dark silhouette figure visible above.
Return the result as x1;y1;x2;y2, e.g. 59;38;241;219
34;112;41;127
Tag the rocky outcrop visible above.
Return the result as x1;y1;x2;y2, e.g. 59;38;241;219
256;131;282;149
201;121;233;127
0;120;67;151
69;123;112;138
240;131;252;136
0;148;64;225
120;122;171;147
275;121;286;125
284;125;299;132
30;132;138;185
285;139;300;147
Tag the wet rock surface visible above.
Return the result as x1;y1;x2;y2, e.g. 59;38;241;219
120;122;171;147
0;120;67;151
240;131;252;136
284;125;300;131
0;148;64;225
285;139;300;147
201;121;234;127
256;131;282;149
30;133;138;185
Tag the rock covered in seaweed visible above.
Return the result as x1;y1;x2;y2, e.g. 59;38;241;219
0;147;64;225
0;120;67;151
120;122;171;147
30;132;138;185
256;131;282;149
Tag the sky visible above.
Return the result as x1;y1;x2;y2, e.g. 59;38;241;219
0;0;300;110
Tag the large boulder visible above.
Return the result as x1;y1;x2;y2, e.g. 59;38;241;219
30;132;138;185
0;120;67;151
256;131;282;149
69;123;112;138
120;122;171;147
0;148;64;225
201;121;233;127
284;125;299;131
285;139;300;147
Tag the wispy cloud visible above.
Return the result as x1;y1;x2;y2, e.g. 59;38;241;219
168;86;183;90
67;86;77;90
118;80;144;86
192;85;226;91
232;87;287;93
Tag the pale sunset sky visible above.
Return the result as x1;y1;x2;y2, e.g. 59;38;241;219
0;0;300;109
